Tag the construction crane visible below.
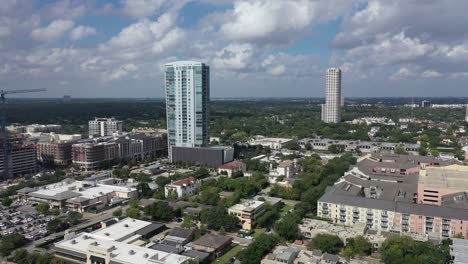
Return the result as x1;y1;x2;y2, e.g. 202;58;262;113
1;88;46;179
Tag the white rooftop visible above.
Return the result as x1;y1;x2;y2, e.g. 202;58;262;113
230;200;265;212
92;218;150;241
55;232;191;264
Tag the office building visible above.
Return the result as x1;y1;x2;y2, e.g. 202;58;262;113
321;68;342;123
164;61;210;161
421;100;432;108
317;154;468;240
228;200;266;230
89;117;123;137
0;135;37;179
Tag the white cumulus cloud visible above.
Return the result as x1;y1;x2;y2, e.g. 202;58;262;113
70;25;97;41
31;19;74;42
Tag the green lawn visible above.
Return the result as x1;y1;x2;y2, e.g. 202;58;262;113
215;245;244;264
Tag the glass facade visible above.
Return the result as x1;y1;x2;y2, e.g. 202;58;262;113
165;61;209;158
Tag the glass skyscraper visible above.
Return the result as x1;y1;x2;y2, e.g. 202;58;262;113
164;61;210;160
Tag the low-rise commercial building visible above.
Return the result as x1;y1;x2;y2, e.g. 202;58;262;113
191;234;233;257
228;200;265;230
249;136;292;150
298;138;421;154
18;179;137;212
53;218;193;264
270;160;298;179
165;177;201;199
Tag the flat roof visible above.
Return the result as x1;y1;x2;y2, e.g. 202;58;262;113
420;165;468;190
92;218;152;241
230;200;265;212
54;232;191;264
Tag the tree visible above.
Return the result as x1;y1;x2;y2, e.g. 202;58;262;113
328;144;345;154
0;234;28;257
125;207;141;218
66;211;83;225
36;203;49;215
343;236;372;258
379;236;450;264
1;197;13;207
238;234;279;264
395;145;407;155
194;167;210;179
309;234;344;254
274;214;300;241
143;201;175;221
198;187;220;206
255;206;280;228
137;182;153;198
181;215;197;228
113;208;123;217
200;206;239;232
47;218;69;233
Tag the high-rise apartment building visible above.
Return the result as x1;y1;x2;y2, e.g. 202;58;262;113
88;117;123;137
321;68;342;123
164;61;210;160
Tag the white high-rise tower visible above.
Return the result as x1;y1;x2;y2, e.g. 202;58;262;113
164;61;210;160
465;104;468;122
321;68;342;123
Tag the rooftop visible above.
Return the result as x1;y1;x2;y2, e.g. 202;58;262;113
192;234;232;249
420;165;468;190
229;200;265;212
54;232;191;264
92;218;152;241
169;177;197;187
219;160;245;170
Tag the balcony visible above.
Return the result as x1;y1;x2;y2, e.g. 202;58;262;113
322;210;329;215
381;219;388;223
367;215;373;221
340;208;346;213
381;224;388;229
402;220;409;225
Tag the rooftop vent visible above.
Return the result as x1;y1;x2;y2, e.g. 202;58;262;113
104;232;110;236
143;253;149;258
124;224;129;227
71;239;77;244
129;250;135;255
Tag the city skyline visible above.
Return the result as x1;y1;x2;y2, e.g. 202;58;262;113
1;1;468;98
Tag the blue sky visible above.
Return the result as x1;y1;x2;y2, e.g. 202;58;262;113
1;0;468;98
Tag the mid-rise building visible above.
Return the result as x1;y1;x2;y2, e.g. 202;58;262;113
165;177;201;199
165;61;210;161
228;200;266;230
37;134;82;166
89;117;123;137
72;133;167;170
321;68;342;123
249;135;292;150
317;154;468;240
0;135;37;179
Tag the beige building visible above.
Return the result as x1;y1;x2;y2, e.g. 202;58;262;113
228;200;265;230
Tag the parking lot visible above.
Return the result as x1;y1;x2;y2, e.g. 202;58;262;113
0;205;55;241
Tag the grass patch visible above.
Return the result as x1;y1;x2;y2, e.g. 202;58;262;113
215;245;244;264
254;228;265;239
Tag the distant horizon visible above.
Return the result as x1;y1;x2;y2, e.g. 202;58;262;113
1;1;468;97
